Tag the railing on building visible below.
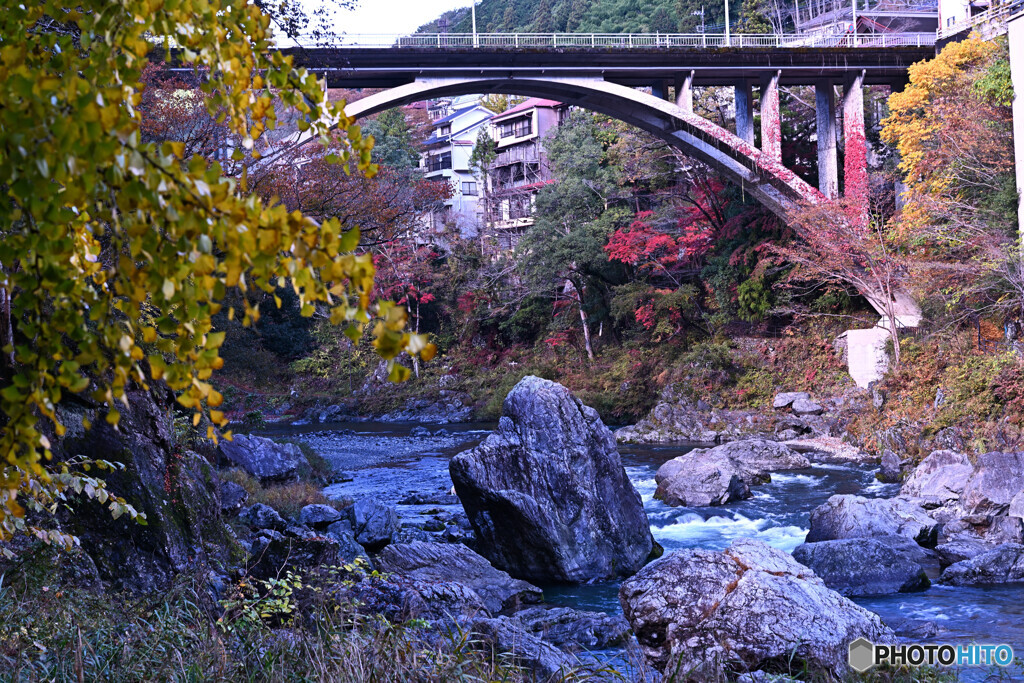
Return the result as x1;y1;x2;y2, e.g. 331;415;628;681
937;0;1024;38
425;155;452;173
318;32;937;49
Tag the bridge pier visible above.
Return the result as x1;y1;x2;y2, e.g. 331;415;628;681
735;82;755;146
760;71;782;162
842;70;869;217
816;80;839;199
675;71;694;113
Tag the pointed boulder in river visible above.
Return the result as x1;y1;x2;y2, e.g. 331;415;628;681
449;376;655;583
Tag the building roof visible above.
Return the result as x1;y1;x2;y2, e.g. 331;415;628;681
432;104;490;127
491;98;564;122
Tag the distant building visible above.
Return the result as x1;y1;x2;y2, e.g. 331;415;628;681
796;0;938;39
420;102;493;240
481;98;569;256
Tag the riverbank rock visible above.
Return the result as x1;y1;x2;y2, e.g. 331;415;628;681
773;392;810;409
248;532;343;580
654;440;809;507
299;503;343;529
805;495;939;547
792;536;931;596
239;503;287;532
219;480;249;515
619;539;893;679
900;450;973;505
450;376;653;583
614;395;765;444
349;499;398;551
465;616;576;679
219;434;308;482
56;386;239;593
960;451;1024;516
377;391;474;424
939;543;1024;585
512;606;631;651
376;542;542;615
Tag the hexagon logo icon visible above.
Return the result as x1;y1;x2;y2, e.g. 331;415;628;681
848;638;875;673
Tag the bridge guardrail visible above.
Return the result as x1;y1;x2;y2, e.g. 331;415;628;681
309;32;937;49
937;0;1024;37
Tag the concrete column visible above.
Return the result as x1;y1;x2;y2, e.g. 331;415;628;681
816;79;839;199
675;70;695;113
735;82;754;146
652;80;668;100
760;70;782;162
842;70;868;218
1009;13;1024;242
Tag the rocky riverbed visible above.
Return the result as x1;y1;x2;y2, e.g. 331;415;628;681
250;424;1022;677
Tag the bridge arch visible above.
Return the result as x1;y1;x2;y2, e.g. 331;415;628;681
344;76;824;219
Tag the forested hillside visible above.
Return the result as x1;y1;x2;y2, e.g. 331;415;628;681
416;0;749;35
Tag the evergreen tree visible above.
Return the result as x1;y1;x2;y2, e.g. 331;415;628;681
565;0;590;31
502;4;516;30
364;108;419;169
533;0;555;32
651;7;675;32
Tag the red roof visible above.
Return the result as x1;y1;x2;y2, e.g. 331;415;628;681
491;98;563;122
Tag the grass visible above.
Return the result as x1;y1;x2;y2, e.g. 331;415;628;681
0;545;629;683
219;468;348;520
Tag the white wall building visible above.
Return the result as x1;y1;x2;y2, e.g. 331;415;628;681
420;103;493;241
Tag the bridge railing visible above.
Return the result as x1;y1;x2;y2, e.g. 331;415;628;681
311;32;937;49
937;0;1024;38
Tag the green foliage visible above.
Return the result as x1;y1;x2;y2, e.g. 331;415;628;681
363;109;421;169
737;278;773;322
0;0;432;545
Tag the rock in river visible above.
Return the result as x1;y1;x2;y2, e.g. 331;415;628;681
792;536;931;596
960;451;1024;516
900;450;973;505
939;543;1024;586
619;539;893;679
450;376;654;583
654;439;809;507
805;495;939;547
376;541;542;615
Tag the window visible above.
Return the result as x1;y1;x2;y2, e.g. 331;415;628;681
425;152;452;173
461;181;478;196
438;124;451;136
497;116;533;139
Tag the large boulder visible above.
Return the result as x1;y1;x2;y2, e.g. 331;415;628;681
619;539;893;679
56;386;239;593
239;503;287;532
805;495;939;547
299;503;343;529
375;542;542;615
773;392;810;409
791;536;931;596
655;453;750;506
900;450;973;504
449;376;654;583
654;440;809;507
960;452;1024;516
219;434;308;482
939;543;1024;586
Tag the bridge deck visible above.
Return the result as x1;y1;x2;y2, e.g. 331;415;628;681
288;45;936;89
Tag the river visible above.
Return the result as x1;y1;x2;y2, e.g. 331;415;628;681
261;420;1024;679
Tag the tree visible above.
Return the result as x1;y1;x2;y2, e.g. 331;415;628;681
0;0;432;546
533;0;555;32
881;37;1020;328
566;0;592;31
363;108;421;169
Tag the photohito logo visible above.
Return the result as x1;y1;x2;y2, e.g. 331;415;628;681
848;638;1015;672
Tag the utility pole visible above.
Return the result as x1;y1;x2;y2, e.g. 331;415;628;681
725;0;731;46
472;0;478;47
851;0;857;46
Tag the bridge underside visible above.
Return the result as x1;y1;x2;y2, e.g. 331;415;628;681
325;54;923;324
